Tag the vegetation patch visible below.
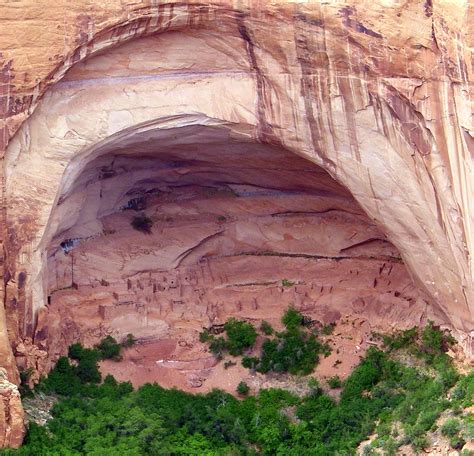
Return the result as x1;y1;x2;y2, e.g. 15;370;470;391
131;213;153;233
259;320;273;336
95;335;123;361
4;323;473;455
200;308;331;376
241;307;331;376
37;336;134;397
327;375;343;389
200;318;257;359
236;381;250;396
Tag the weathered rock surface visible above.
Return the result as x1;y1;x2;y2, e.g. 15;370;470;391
0;0;473;448
0;369;24;448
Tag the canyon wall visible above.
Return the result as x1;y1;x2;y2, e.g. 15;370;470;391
0;0;473;447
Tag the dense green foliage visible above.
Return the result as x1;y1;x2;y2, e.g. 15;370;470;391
252;328;324;375
223;319;258;356
452;371;474;407
201;308;331;376
3;323;473;455
281;307;303;328
441;418;461;438
200;318;257;359
95;335;122;361
236;381;250;396
380;321;456;361
68;344;102;384
241;308;331;376
39;336;134;396
327;375;343;389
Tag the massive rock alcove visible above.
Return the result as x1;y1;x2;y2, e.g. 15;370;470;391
37;124;437;390
0;0;473;447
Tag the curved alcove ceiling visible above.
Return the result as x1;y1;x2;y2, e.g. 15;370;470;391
3;23;473;367
46;124;354;252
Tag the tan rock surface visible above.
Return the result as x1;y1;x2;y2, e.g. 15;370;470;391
0;369;24;448
0;0;473;448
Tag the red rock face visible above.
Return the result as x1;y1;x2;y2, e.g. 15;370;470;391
0;0;473;447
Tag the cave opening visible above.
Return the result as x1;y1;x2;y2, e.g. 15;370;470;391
38;124;430;391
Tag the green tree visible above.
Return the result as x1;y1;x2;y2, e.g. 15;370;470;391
96;335;122;361
237;381;250;396
224;318;257;356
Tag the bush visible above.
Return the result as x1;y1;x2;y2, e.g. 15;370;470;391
122;333;136;348
199;329;212;343
131;214;153;233
328;376;343;389
282;307;304;329
236;381;250;396
420;321;455;364
421;321;443;351
307;378;322;397
202;319;257;359
411;435;428;452
256;327;324;375
68;342;85;360
260;320;273;335
40;357;82;395
75;349;101;384
45;344;102;393
242;356;259;370
321;323;335;335
451;372;474;407
462;416;474;441
450;436;465;450
281;279;294;287
382;327;418;352
96;335;122;361
441;418;461;438
224;318;257;356
209;337;227;360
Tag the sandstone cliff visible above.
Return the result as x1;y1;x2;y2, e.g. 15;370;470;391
0;0;473;448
